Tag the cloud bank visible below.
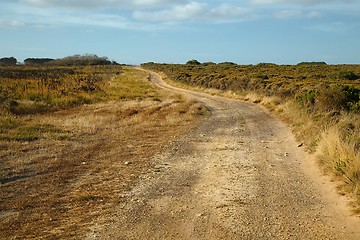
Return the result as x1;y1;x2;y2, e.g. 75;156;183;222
0;19;25;28
274;10;321;19
21;0;187;9
133;2;253;22
251;0;348;5
0;0;357;30
4;1;258;29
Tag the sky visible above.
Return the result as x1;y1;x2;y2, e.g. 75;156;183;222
0;0;359;65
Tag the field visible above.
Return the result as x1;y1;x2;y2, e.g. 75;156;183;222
2;62;360;238
0;66;206;239
142;62;360;210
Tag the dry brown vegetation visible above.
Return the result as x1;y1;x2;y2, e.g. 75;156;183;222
0;67;207;239
142;62;360;211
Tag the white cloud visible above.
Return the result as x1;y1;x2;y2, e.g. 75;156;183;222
0;19;26;28
133;2;253;22
274;10;321;19
307;21;355;33
0;0;355;31
208;4;254;20
134;2;206;21
251;0;357;6
274;10;302;19
307;11;322;18
21;0;186;9
1;1;256;30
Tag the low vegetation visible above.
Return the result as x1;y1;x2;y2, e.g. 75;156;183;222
0;65;206;239
0;64;124;143
142;61;360;210
0;57;17;66
46;54;114;66
1;65;118;114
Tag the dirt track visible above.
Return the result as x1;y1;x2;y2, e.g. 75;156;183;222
87;70;360;239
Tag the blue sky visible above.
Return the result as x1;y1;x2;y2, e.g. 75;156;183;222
0;0;359;64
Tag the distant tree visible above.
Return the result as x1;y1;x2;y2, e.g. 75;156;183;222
24;58;54;65
0;57;17;66
218;62;237;66
202;62;216;66
297;62;327;66
49;54;112;66
257;62;277;67
186;59;201;65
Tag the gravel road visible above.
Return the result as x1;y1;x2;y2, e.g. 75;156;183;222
86;70;360;239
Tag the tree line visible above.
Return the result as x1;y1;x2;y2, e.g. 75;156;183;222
0;54;118;66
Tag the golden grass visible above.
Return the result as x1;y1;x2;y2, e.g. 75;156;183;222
244;92;263;104
0;67;207;239
0;65;118;115
101;67;159;101
316;126;360;210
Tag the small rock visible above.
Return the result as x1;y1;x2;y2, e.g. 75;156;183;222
125;161;131;165
297;143;303;147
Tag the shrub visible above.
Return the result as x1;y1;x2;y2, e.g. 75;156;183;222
316;86;344;111
49;54;112;66
24;58;54;65
218;62;237;66
351;101;360;113
202;62;216;66
257;62;277;67
0;57;17;66
297;61;327;66
336;71;359;80
186;59;201;65
295;89;317;109
316;85;360;112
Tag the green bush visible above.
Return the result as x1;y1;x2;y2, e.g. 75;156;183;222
316;85;360;111
186;59;201;65
48;54;112;66
297;62;327;66
316;85;346;111
336;71;359;80
295;89;317;109
351;101;360;113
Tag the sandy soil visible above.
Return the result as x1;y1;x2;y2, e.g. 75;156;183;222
85;70;360;239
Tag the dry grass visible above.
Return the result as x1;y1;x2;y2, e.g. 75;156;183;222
244;92;263;104
316;126;360;210
0;65;120;115
0;67;207;239
276;101;321;151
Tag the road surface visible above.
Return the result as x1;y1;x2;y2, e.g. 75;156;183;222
86;69;360;239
